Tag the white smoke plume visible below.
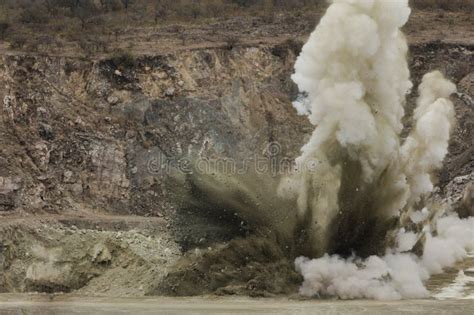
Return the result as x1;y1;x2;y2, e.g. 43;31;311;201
295;215;474;300
283;0;473;299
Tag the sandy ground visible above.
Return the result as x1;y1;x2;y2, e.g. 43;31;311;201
1;255;474;314
0;295;473;314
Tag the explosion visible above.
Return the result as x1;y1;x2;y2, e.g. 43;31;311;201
281;0;474;299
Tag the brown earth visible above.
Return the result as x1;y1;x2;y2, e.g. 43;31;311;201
0;10;472;58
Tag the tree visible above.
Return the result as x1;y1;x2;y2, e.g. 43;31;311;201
0;22;9;40
43;0;56;14
121;0;131;9
19;5;50;24
72;2;100;29
232;0;258;7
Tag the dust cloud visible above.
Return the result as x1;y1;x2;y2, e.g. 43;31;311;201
284;0;473;299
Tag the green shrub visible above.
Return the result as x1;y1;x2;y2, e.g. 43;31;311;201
9;33;28;49
19;7;50;24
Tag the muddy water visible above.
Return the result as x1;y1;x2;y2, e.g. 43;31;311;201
0;295;473;315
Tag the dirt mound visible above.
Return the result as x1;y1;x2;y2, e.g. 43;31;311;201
0;218;180;296
153;236;302;297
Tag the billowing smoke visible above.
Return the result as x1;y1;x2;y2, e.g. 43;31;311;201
295;215;474;299
282;0;474;299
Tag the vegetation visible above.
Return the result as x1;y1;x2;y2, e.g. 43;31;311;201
0;21;9;39
411;0;474;11
110;48;136;69
0;0;325;54
0;0;471;55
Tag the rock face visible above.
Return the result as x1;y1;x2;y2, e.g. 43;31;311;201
0;44;308;219
1;43;472;218
455;181;474;218
0;177;21;211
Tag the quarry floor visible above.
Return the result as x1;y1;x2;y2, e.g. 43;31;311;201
0;295;473;315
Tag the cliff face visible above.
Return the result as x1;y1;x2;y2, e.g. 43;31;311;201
0;43;308;217
1;42;471;218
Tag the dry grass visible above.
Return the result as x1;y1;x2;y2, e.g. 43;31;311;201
411;0;474;11
0;0;324;54
1;0;470;56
